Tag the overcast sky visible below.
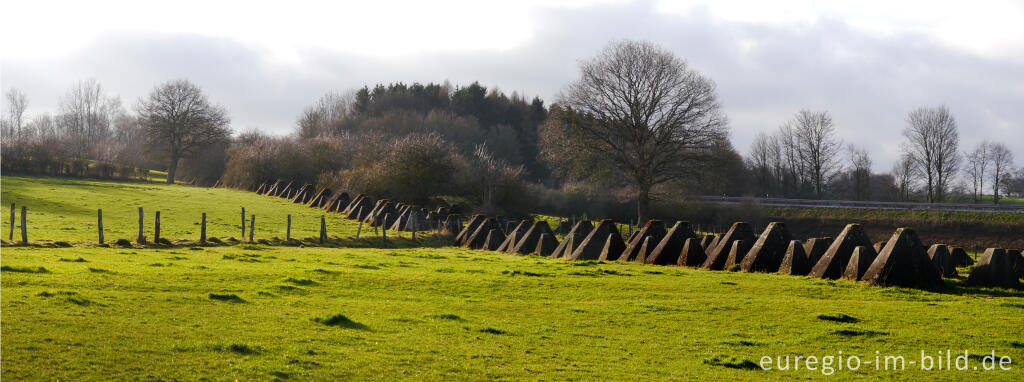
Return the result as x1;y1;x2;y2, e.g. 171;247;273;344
2;0;1022;172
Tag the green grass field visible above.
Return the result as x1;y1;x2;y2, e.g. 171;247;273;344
2;176;1024;380
0;176;393;245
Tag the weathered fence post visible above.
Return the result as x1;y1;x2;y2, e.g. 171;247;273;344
241;207;246;238
382;213;389;240
98;209;104;244
137;207;145;244
8;203;14;240
20;206;27;244
200;213;207;243
355;207;363;239
249;214;255;242
155;211;161;243
319;215;326;244
286;215;291;241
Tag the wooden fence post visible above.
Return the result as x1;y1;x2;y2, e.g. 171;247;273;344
249;214;255;242
137;207;145;244
382;213;389;241
8;203;14;240
155;211;161;243
286;215;291;241
319;215;326;244
20;206;27;244
355;207;364;239
241;207;246;238
201;213;207;243
98;209;104;244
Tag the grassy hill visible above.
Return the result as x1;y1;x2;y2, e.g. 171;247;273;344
0;176;392;244
2;176;1023;379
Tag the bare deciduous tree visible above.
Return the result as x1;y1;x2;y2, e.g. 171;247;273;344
891;153;916;201
58;79;123;157
988;142;1014;204
747;132;774;196
3;88;29;138
902;106;960;203
792;110;842;199
963;141;990;203
137;79;231;184
848;144;871;200
556;40;728;222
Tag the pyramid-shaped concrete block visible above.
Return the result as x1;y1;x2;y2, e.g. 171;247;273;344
778;240;812;276
723;239;753;271
620;220;666;262
841;246;875;281
534;233;559;257
861;228;944;290
927;244;958;278
482;229;506;251
569;220;619;261
809;225;874;280
702;222;754;270
645;221;697;265
598;232;628;261
739;222;795;273
965;248;1021;289
677;237;707;267
552;220;593;259
511;221;555;256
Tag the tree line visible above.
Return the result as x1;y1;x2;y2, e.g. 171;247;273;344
2;40;1022;223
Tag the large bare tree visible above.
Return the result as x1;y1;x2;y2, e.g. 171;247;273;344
902;106;960;203
988;142;1014;204
792;110;842;199
137;79;231;184
555;40;727;223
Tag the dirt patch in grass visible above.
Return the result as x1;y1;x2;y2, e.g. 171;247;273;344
312;314;369;330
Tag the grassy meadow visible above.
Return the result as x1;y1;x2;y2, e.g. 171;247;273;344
2;175;1023;380
1;176;385;244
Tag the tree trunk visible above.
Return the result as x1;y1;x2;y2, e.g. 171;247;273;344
637;186;651;225
166;156;179;184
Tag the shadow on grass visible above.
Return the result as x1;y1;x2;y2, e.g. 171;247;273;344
208;293;247;303
312;314;369;330
939;279;1024;298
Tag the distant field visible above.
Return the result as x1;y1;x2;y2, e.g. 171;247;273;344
761;205;1024;225
3;245;1022;380
0;176;409;244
